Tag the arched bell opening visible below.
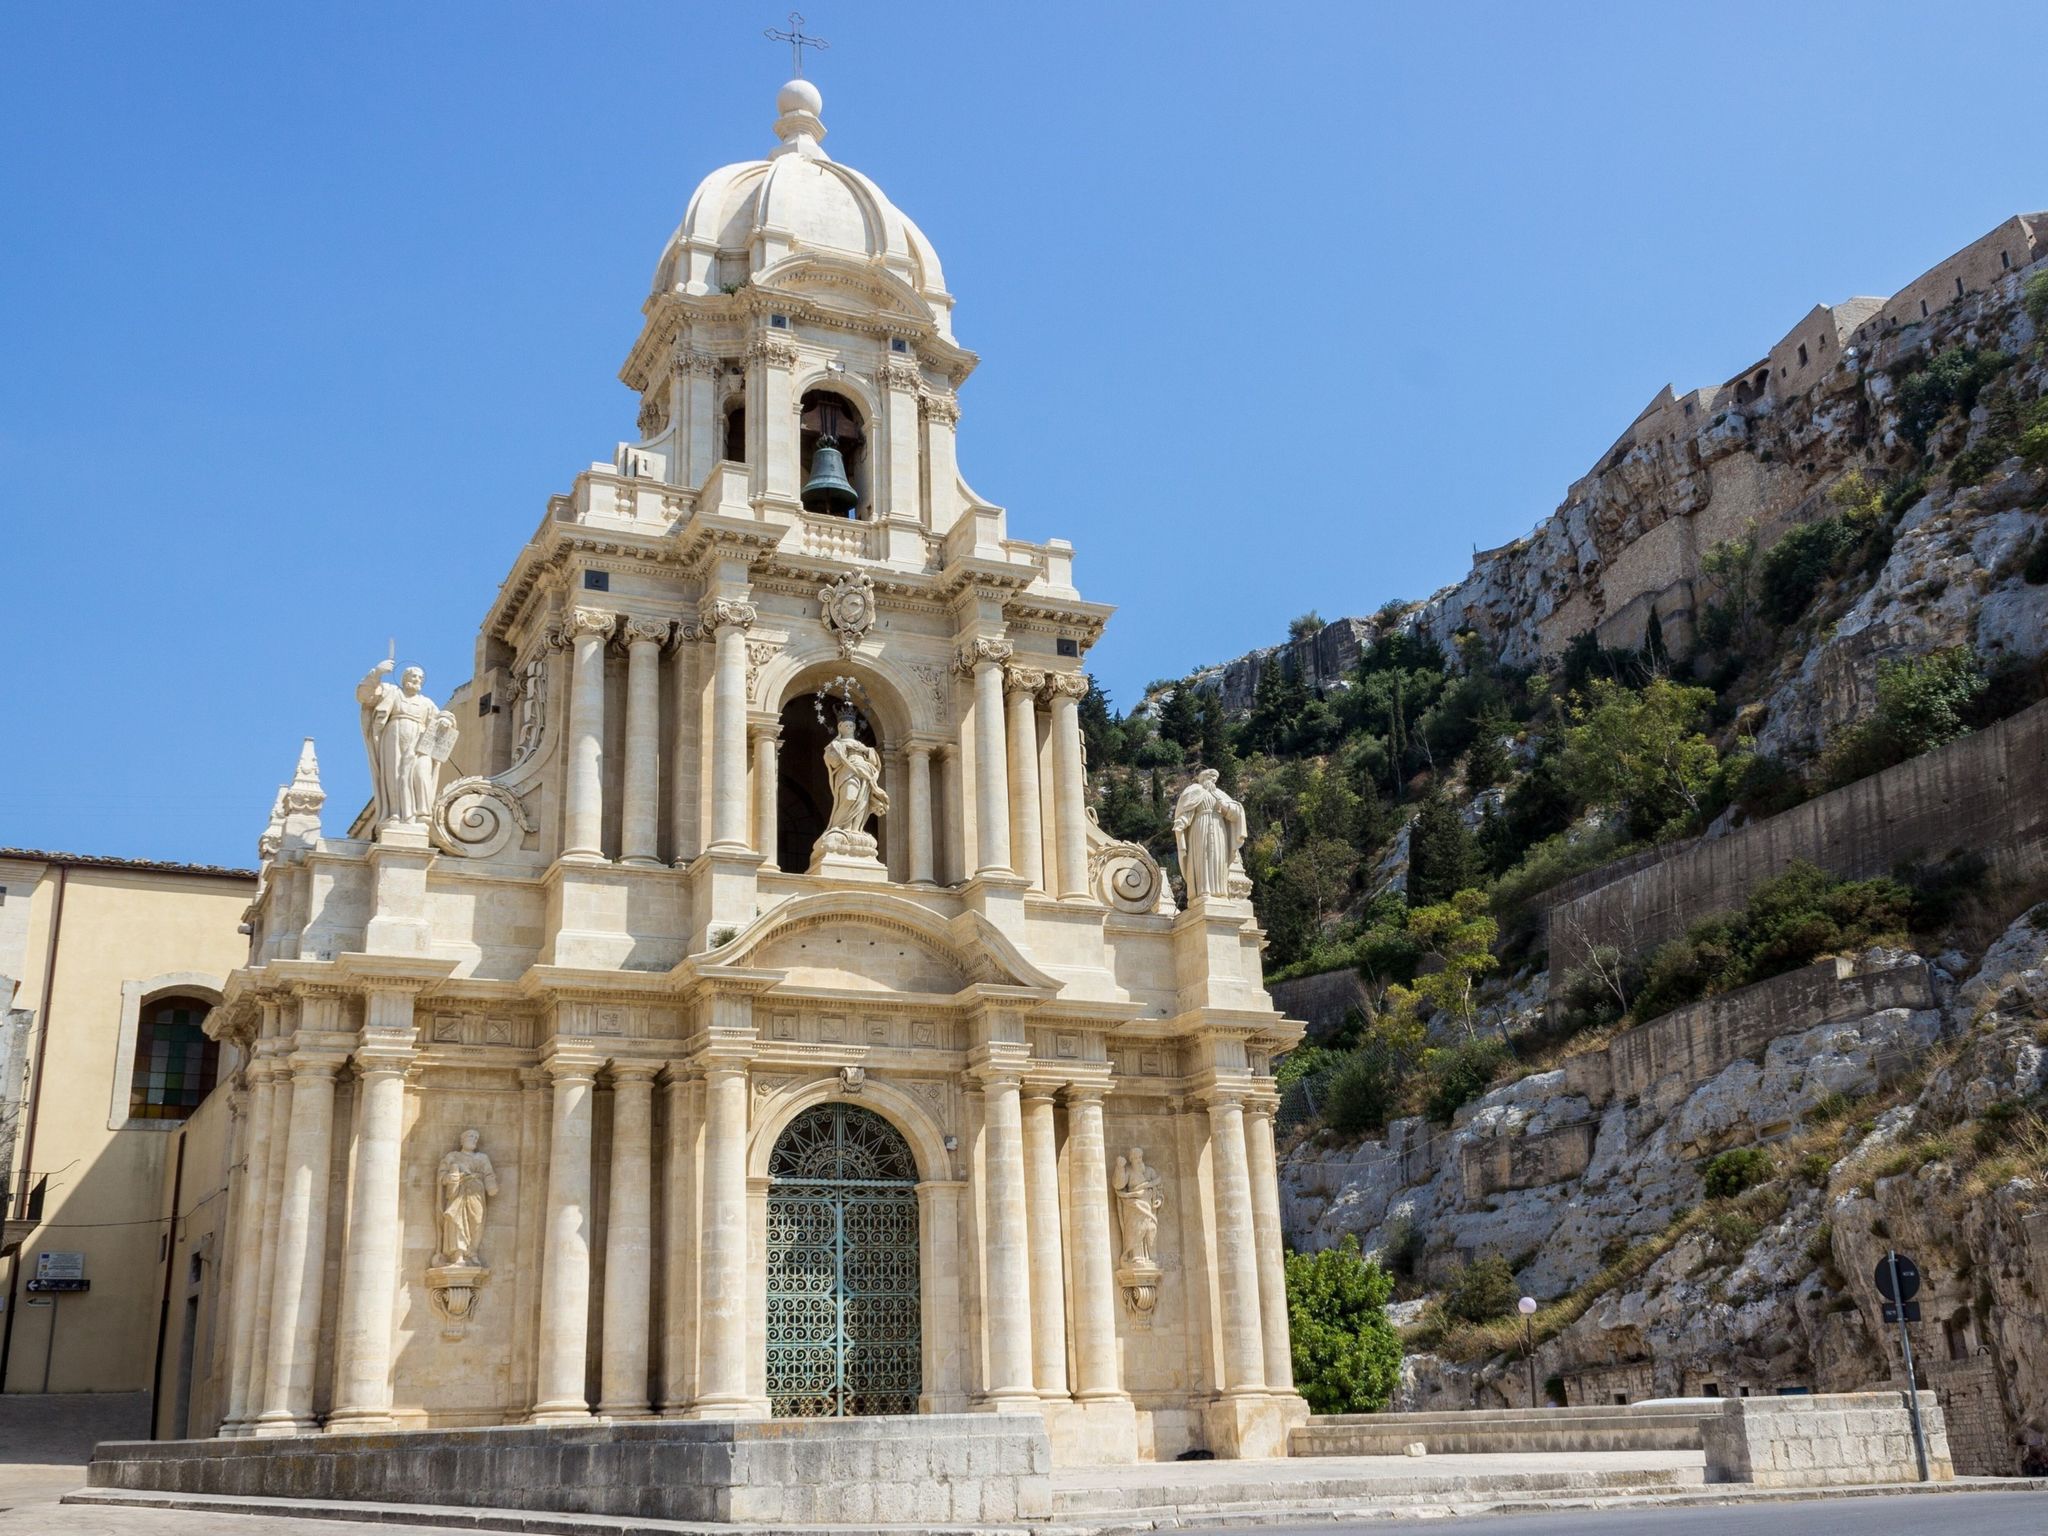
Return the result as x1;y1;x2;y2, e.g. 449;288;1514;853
765;1100;922;1417
777;691;881;873
799;389;867;518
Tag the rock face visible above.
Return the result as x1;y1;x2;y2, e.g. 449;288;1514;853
1183;231;2046;713
1280;911;2048;1472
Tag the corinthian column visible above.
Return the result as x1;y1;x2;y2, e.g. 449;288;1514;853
961;640;1013;878
328;993;419;1431
706;600;757;854
620;617;670;866
1005;667;1046;891
532;1054;600;1423
598;1064;657;1418
691;1060;752;1414
1045;673;1092;900
977;1070;1037;1408
1243;1095;1295;1393
563;608;615;860
1206;1093;1267;1393
905;743;935;885
254;1051;342;1435
236;1033;295;1435
1063;1087;1125;1401
221;1048;276;1433
752;725;780;868
1020;1088;1069;1397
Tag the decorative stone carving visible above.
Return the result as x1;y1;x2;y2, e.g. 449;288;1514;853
430;776;535;859
744;337;799;370
622;616;672;649
257;788;286;864
569;607;617;641
1041;670;1091;704
636;391;669;439
1086;817;1170;915
702;597;758;634
809;711;890;878
745;639;779;702
1004;664;1046;696
878;359;921;392
919;391;961;425
356;659;459;832
817;571;877;659
952;636;1013;675
426;1128;499;1339
1172;767;1251;902
838;1065;866;1095
506;654;547;771
1113;1147;1165;1316
909;662;951;723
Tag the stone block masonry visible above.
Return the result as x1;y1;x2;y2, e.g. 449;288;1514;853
1461;1119;1598;1197
85;1414;1054;1524
1549;698;2048;990
1700;1391;1953;1487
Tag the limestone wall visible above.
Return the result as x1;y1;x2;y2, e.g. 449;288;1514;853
1267;969;1371;1043
1700;1391;1952;1487
1548;699;2048;987
1459;1120;1597;1198
1926;1356;2022;1477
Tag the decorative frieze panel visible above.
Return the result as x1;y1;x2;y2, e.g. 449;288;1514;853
1110;1045;1179;1080
422;1012;535;1051
757;1011;949;1050
549;1001;679;1041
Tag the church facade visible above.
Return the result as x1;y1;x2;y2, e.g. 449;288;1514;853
205;78;1306;1464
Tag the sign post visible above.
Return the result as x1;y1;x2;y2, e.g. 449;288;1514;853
1875;1250;1929;1481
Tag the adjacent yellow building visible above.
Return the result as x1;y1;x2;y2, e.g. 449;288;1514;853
0;849;254;1435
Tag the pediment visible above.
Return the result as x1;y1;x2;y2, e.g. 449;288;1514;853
716;891;1060;997
756;254;933;327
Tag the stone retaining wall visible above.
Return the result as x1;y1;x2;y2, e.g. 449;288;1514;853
1460;1121;1599;1197
85;1414;1053;1525
1700;1391;1952;1487
1926;1356;2022;1476
1294;1401;1716;1457
1269;969;1373;1044
1547;700;2048;990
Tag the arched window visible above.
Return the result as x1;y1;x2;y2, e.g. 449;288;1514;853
129;996;220;1122
723;398;747;463
798;389;867;517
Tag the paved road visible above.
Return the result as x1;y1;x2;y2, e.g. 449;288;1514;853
1210;1489;2048;1536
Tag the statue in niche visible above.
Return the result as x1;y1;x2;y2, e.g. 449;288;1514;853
810;707;890;873
1112;1147;1164;1267
433;1128;499;1267
1171;767;1249;902
357;657;458;828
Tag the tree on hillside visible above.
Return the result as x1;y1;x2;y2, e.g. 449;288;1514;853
1560;677;1720;840
1405;791;1482;905
1286;1237;1403;1414
1383;888;1499;1041
1079;677;1122;766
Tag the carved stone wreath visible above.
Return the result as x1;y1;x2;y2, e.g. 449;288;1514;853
818;572;877;658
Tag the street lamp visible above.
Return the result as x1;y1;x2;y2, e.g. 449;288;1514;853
1518;1296;1539;1408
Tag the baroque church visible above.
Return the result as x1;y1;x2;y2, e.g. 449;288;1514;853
205;76;1306;1464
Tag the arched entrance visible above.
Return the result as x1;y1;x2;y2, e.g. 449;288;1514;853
765;1101;922;1417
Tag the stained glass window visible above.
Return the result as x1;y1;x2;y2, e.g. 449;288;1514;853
129;997;219;1122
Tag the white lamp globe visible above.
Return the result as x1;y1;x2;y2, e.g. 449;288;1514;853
1518;1296;1538;1316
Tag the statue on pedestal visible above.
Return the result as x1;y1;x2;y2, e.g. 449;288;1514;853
809;707;890;876
1172;768;1250;902
357;658;458;830
1114;1146;1166;1317
426;1128;497;1338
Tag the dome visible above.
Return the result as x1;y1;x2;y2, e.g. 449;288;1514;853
653;82;949;315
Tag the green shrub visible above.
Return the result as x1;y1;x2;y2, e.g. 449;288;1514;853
1275;1044;1343;1090
1442;1254;1519;1324
1699;1146;1775;1199
1704;1207;1761;1255
1286;1236;1404;1414
1895;346;2011;450
1324;1039;1408;1137
1819;648;1989;790
1761;517;1862;624
1420;1036;1513;1122
2027;270;2048;329
1797;1150;1835;1186
1631;862;1913;1022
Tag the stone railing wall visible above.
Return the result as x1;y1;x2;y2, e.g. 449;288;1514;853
1548;700;2048;991
1700;1391;1952;1487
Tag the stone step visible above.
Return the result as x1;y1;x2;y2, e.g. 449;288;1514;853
1051;1462;1706;1516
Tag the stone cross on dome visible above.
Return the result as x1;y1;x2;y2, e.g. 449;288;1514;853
764;11;829;77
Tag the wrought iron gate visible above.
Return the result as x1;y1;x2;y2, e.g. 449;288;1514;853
765;1102;922;1417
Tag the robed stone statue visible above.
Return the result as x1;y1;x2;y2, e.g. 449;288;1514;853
434;1128;499;1268
823;710;889;837
1112;1147;1164;1266
358;658;458;828
1172;767;1248;901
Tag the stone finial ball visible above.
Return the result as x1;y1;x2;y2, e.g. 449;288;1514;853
778;79;823;117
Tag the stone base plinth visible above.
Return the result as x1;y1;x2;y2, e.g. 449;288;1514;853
1045;1396;1138;1466
807;849;889;882
1203;1390;1306;1460
87;1414;1052;1524
1701;1390;1953;1486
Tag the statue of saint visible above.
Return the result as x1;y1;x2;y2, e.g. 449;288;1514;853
357;659;458;827
1112;1147;1164;1266
1172;768;1248;902
822;710;890;836
434;1128;498;1267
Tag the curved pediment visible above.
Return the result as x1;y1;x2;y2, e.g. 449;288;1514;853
715;891;1060;997
755;253;935;328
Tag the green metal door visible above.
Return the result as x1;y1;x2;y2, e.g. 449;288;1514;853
765;1102;922;1416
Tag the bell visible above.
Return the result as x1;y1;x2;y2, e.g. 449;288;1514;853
801;436;860;516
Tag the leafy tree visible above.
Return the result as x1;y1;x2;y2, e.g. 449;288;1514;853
1701;522;1766;655
1078;677;1123;766
1560;678;1720;840
1421;1038;1513;1122
1464;710;1513;791
1895;346;2011;450
1406;792;1482;905
1285;1237;1403;1414
1240;660;1310;758
1157;684;1203;754
1441;1253;1518;1323
1383;889;1498;1041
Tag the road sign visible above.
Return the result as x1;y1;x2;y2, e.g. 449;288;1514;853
1873;1252;1920;1302
1881;1301;1921;1324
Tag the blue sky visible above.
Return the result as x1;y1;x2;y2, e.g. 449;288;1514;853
4;1;2043;867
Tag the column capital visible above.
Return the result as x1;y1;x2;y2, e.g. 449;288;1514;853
568;607;617;641
353;1039;418;1078
1042;670;1091;702
1063;1081;1111;1107
1020;1082;1063;1106
1198;1088;1248;1115
621;615;672;648
953;636;1013;676
542;1049;606;1083
608;1060;662;1086
1004;663;1047;696
1241;1091;1282;1120
701;597;757;634
285;1050;347;1081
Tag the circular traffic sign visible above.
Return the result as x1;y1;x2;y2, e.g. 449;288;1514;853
1874;1253;1921;1302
